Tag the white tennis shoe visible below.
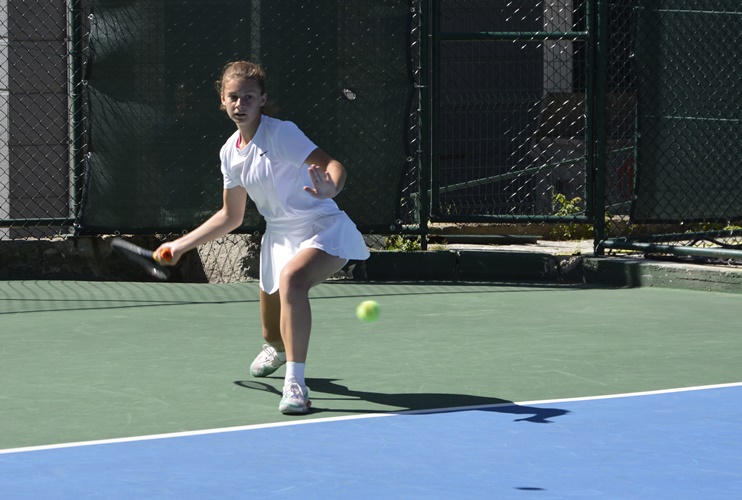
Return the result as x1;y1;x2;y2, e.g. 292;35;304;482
250;344;286;377
279;380;311;414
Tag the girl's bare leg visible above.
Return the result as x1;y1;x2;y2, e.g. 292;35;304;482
278;248;346;363
259;288;283;351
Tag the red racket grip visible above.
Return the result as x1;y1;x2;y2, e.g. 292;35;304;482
153;248;173;263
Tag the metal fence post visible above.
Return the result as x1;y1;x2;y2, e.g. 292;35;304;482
591;0;608;255
429;0;440;221
69;0;84;226
418;0;431;249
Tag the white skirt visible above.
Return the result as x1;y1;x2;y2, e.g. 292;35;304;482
260;212;370;294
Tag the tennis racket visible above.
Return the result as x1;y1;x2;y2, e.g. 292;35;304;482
111;238;173;280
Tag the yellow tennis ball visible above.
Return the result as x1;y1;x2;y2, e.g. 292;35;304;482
356;300;380;322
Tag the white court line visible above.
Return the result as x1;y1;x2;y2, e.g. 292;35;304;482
1;381;740;456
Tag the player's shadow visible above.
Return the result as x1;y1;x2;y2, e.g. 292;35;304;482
234;378;569;423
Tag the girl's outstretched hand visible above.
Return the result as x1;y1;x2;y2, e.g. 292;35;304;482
304;164;339;199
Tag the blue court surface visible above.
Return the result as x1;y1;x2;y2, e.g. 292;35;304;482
1;383;740;499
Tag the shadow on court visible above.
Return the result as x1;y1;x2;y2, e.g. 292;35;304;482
234;378;569;423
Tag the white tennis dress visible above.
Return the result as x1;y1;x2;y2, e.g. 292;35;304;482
220;115;370;294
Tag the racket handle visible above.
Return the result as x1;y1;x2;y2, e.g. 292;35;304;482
154;248;173;262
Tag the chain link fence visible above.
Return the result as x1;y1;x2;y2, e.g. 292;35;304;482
1;0;741;279
0;0;75;240
600;0;742;265
432;0;590;221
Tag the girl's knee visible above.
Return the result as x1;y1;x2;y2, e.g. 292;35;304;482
279;266;311;293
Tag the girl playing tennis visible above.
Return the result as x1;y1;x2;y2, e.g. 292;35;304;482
156;61;369;414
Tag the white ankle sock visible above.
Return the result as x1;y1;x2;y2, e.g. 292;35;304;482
274;350;287;363
285;362;305;387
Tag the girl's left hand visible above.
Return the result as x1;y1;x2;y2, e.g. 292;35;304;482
304;164;338;199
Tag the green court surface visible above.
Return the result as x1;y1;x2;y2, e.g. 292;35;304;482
1;280;740;451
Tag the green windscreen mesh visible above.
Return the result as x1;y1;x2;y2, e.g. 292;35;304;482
79;0;412;233
631;0;742;222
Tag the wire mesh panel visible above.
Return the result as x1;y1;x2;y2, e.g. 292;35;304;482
0;0;72;239
600;0;637;221
78;0;414;235
260;1;415;232
433;0;590;221
602;0;742;261
80;1;235;233
631;0;742;223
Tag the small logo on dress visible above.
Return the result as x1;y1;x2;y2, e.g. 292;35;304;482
260;150;269;156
